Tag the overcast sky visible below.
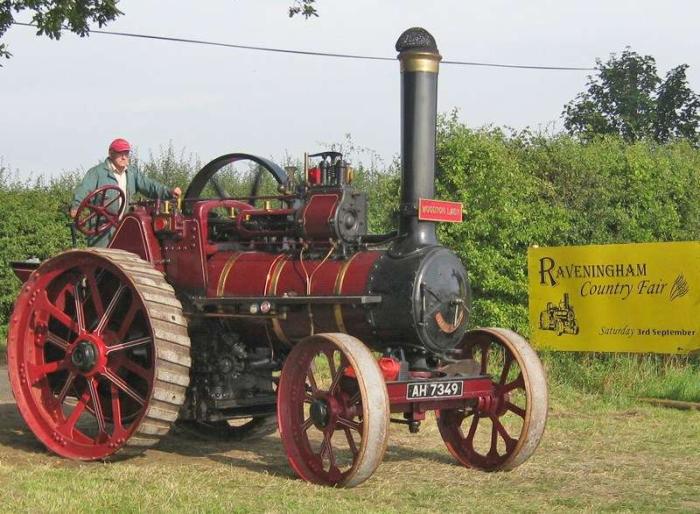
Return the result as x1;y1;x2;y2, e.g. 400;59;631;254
1;0;698;179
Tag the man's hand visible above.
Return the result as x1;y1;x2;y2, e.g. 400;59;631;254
172;187;182;198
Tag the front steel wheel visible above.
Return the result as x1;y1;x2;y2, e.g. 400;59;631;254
277;333;389;487
437;328;548;471
6;248;191;460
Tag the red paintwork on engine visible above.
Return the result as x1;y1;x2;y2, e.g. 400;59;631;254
206;249;382;345
109;210;164;271
299;192;340;240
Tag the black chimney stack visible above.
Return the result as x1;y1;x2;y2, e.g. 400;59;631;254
391;27;441;256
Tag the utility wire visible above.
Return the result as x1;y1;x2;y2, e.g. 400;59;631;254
12;21;595;71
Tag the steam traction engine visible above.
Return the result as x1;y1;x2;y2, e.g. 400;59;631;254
6;28;547;486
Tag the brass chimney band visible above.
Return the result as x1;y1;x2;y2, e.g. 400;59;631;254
399;51;442;73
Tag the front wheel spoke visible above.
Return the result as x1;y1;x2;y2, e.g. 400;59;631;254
499;352;513;385
343;427;359;456
328;362;346;395
503;373;525;394
96;284;126;334
306;367;318;394
349;391;361;406
488;418;499;457
324;349;337;380
464;412;480;445
493;417;518;453
320;431;335;468
506;401;526;418
336;416;360;432
87;378;107;435
479;341;490;374
106;336;151;354
102;369;145;406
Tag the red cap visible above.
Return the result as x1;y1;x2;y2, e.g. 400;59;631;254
109;138;131;153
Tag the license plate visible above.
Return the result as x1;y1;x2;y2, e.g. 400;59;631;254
406;380;463;400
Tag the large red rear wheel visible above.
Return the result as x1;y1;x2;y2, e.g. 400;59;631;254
277;333;389;487
6;248;191;460
437;328;547;471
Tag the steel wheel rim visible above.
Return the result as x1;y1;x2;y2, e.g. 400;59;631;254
437;328;548;471
277;333;389;487
8;252;157;459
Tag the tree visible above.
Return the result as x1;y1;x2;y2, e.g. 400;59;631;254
1;0;320;62
562;49;700;144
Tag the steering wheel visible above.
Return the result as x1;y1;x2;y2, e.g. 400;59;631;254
73;185;126;237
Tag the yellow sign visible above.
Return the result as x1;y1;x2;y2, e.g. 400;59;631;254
528;242;700;354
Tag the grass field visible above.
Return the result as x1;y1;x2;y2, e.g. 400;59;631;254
0;378;698;513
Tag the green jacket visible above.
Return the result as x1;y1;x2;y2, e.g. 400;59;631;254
72;159;173;247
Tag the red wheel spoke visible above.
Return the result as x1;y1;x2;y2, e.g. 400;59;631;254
56;372;77;406
102;369;145;406
111;384;124;432
61;390;90;434
119;358;151;380
302;417;314;432
72;285;86;332
95;284;126;334
103;195;123;210
336;416;360;432
27;360;67;385
465;411;479;444
81;209;99;225
493;417;518;453
479;341;490;374
328;360;346;395
306;367;318;394
116;303;139;340
503;373;525;393
320;431;336;469
324;349;338;381
39;292;76;331
343;427;359;456
45;332;70;351
85;269;105;319
506;401;526;418
499;352;513;385
87;378;107;436
106;336;151;354
488;418;499;457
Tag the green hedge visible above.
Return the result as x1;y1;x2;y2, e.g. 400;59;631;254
435;115;700;334
2;127;699;342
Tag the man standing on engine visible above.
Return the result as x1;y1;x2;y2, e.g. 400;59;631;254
70;138;181;247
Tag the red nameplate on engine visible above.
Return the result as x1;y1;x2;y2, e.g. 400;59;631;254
418;198;463;223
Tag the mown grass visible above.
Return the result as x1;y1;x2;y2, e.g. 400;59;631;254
0;381;698;513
